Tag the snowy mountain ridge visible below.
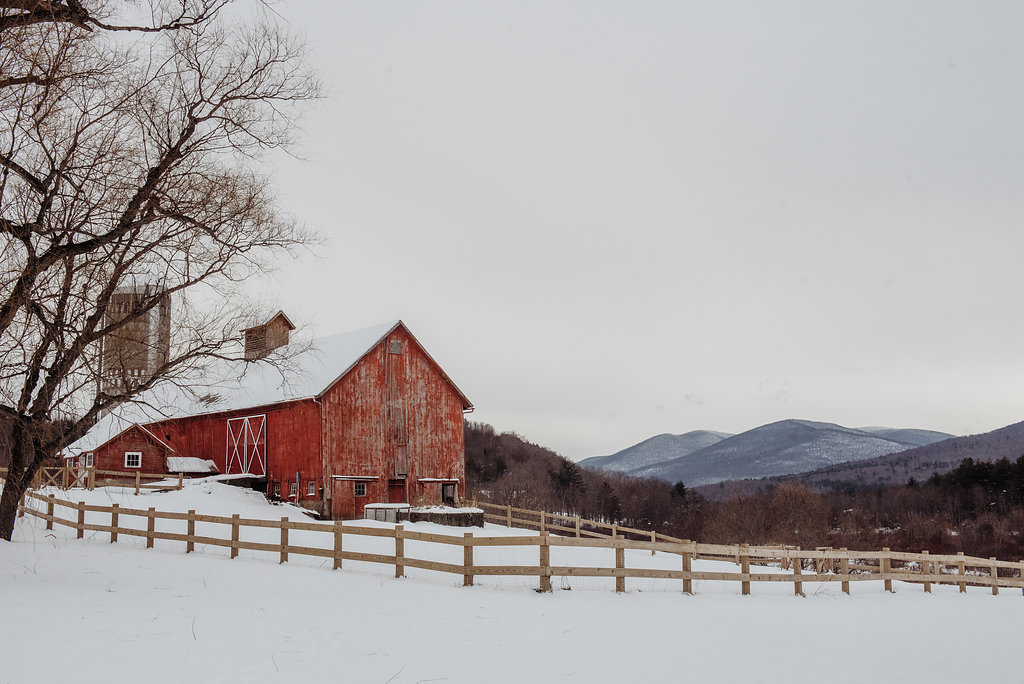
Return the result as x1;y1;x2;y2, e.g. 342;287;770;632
582;419;953;486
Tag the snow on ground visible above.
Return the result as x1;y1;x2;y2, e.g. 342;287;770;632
2;482;1022;683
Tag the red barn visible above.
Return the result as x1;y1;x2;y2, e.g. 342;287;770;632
67;320;473;519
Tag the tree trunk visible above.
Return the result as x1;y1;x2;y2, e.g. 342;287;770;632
0;417;48;541
0;479;23;540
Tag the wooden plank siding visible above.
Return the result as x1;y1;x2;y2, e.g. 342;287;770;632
152;399;324;508
322;325;467;519
86;424;172;475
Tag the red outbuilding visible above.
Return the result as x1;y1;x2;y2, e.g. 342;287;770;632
67;320;473;519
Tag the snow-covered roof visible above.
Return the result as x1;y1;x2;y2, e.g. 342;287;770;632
166;457;218;474
66;320;403;454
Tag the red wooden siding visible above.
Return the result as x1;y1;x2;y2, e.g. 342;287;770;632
149;399;323;507
321;325;466;519
90;425;171;474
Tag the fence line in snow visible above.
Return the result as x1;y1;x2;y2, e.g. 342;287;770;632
15;489;1024;597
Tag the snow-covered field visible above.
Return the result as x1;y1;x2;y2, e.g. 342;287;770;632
2;482;1022;683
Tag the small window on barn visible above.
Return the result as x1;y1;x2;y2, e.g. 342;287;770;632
307;481;316;496
85;453;94;468
289;482;298;498
389;340;402;354
274;482;281;497
125;452;141;468
354;482;366;497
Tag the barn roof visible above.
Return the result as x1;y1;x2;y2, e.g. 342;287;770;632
65;320;472;455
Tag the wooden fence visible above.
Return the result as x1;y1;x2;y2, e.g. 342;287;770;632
14;489;1024;597
472;500;794;566
35;466;184;494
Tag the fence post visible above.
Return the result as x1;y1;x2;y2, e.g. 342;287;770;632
464;532;474;587
333;521;343;570
946;548;962;593
17;492;25;518
76;501;85;539
395;524;405;578
575;516;581;538
651;530;657;556
146;507;155;549
187;510;195;553
230;513;239;559
280;517;289;564
110;504;118;543
615;539;626;593
88;466;95;491
539;531;551;592
178;473;183;490
61;464;68;490
990;557;999;596
134;470;141;496
46;495;54;531
740;543;750;596
682;540;693;595
840;548;850;595
611;523;618;539
506;504;512;528
793;547;803;596
882;547;892;593
922;550;931;593
540;511;546;534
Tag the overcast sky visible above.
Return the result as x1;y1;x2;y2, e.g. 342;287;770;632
262;1;1024;460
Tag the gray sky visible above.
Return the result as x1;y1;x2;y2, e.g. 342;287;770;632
263;1;1024;460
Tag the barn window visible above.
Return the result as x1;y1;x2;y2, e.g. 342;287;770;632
85;453;94;468
389;340;402;354
274;482;281;497
354;482;366;497
289;482;298;498
307;481;316;496
125;452;141;468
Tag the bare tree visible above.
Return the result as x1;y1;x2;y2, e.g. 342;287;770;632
0;0;320;539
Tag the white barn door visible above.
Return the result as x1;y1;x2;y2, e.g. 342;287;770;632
226;415;267;477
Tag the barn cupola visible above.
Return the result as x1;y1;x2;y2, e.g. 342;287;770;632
242;310;296;360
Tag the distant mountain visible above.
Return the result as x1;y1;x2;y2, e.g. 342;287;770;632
775;420;1024;491
586;419;954;487
578;430;732;473
856;427;953;447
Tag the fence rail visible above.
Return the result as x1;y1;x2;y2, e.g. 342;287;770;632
34;466;184;494
13;489;1024;598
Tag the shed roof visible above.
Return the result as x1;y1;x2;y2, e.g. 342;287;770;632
65;320;472;454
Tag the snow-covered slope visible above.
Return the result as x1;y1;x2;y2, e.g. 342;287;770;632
578;430;732;473
2;480;1021;683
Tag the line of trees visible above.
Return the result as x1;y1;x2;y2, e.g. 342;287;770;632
465;422;1024;560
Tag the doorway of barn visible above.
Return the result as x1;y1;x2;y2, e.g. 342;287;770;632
388;480;405;504
441;483;456;506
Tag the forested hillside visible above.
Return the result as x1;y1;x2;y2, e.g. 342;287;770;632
465;422;1024;560
464;422;706;540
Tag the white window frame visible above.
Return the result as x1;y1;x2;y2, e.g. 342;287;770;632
354;482;366;497
85;453;94;468
289;482;298;498
124;451;141;469
307;481;316;496
273;482;281;497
